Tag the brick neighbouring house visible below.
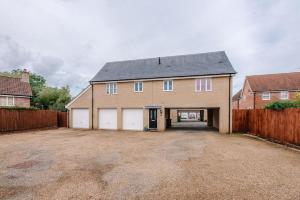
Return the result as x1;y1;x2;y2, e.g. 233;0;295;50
0;70;32;107
233;72;300;109
232;89;242;109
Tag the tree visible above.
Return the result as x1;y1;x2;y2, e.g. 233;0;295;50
296;92;300;101
37;86;71;111
29;73;46;106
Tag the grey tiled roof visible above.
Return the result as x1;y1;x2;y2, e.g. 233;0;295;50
90;51;236;82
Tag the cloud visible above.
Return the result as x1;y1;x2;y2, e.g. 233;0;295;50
0;36;33;70
0;35;88;95
0;0;299;96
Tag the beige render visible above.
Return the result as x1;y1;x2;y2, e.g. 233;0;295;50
67;75;233;133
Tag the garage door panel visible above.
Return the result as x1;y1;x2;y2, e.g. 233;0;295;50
99;109;117;129
72;109;89;129
123;109;143;131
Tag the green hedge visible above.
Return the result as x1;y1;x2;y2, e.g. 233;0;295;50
0;106;39;110
265;101;300;110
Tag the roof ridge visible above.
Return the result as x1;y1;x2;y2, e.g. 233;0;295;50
246;71;300;78
105;51;225;65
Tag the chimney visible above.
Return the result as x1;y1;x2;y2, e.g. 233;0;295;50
21;69;29;83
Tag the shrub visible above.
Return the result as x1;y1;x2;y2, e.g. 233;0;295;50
0;106;39;110
265;101;300;110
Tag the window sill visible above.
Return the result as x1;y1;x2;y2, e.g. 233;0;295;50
195;90;213;92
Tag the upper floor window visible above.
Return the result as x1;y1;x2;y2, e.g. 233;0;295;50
0;96;14;106
280;91;289;100
7;97;14;106
0;97;6;106
134;82;143;92
262;92;270;100
106;82;117;94
195;78;212;92
163;80;173;91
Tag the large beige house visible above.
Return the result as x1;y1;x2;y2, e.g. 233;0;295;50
66;51;236;133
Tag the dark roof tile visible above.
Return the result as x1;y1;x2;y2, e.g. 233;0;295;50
91;51;236;82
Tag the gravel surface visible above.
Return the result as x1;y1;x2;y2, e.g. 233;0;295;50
0;128;299;200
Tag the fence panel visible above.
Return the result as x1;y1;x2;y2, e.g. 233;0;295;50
233;108;300;146
232;109;249;132
0;109;67;132
57;112;68;127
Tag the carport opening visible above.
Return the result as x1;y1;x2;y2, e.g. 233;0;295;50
165;108;219;131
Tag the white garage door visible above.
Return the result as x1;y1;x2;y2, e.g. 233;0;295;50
99;109;117;129
122;109;143;131
72;109;89;128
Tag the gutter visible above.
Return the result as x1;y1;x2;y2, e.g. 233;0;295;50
253;92;256;109
90;73;237;84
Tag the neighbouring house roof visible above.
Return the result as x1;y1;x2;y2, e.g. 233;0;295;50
90;51;236;82
246;72;300;92
0;75;32;97
232;89;242;102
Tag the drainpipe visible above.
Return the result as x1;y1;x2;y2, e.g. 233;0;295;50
66;109;69;128
228;74;232;133
91;83;94;129
253;92;256;109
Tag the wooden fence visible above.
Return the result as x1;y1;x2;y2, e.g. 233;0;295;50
233;109;300;146
57;112;68;127
0;109;68;132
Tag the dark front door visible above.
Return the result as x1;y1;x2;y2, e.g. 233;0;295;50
149;109;157;129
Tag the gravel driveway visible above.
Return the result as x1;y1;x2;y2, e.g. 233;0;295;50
0;128;299;200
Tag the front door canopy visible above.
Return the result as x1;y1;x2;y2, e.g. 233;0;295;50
145;105;161;109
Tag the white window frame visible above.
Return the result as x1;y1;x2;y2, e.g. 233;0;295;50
106;82;117;95
0;96;6;106
134;81;143;92
205;78;212;91
262;92;270;100
163;80;173;91
0;96;15;107
280;91;289;100
195;78;213;92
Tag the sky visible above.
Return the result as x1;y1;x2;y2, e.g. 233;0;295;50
0;0;300;96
